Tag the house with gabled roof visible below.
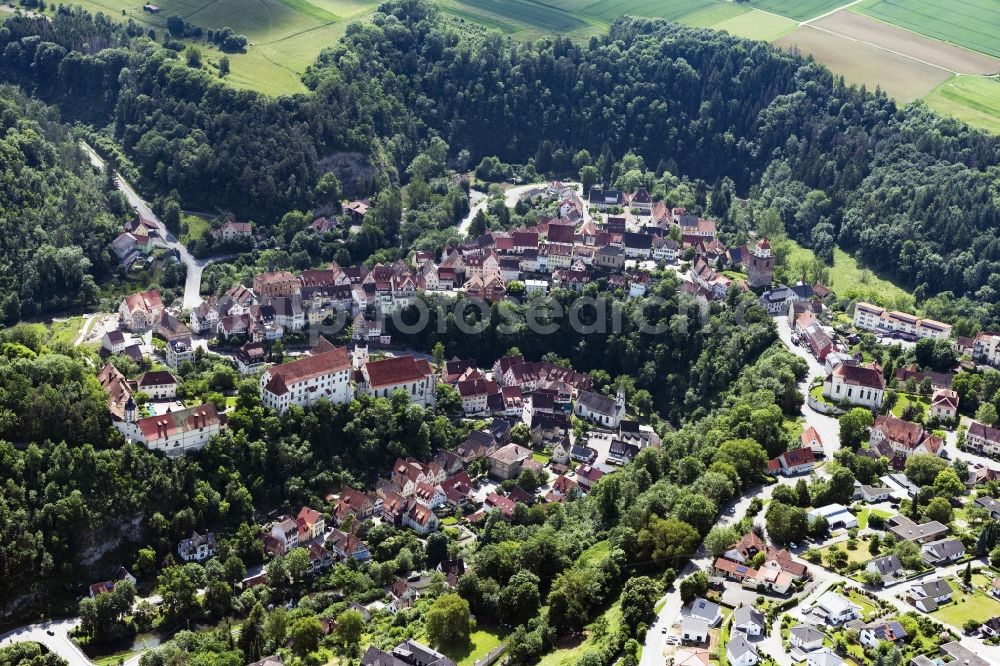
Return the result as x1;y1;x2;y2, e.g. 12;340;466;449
768;447;816;476
119;289;164;331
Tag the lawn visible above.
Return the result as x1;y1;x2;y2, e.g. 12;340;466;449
746;0;847;21
180;212;213;245
925;75;1000;135
855;507;890;530
575;540;611;568
844;587;878;620
931;581;1000;628
46;316;88;347
890;393;929;419
818;539;873;569
710;8;799;41
855;0;1000;58
532;451;551;464
452;0;589;32
784;242;913;308
437;629;504;666
675;2;748;28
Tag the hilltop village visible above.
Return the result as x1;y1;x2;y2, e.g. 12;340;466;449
63;178;1000;666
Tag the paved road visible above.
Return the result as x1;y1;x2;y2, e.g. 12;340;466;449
80;142;223;309
0;618;89;666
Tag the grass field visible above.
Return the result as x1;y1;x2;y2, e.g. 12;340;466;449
925;75;1000;134
574;0;720;22
676;2;748;28
536;600;622;666
437;629;504;666
783;242;913;308
454;0;587;32
710;8;798;41
747;0;845;22
46;316;88;347
180;212;212;245
855;0;1000;58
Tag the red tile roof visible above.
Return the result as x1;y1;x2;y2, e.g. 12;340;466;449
363;356;433;388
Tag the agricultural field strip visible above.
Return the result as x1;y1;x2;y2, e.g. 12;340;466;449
802;22;954;75
810;12;999;75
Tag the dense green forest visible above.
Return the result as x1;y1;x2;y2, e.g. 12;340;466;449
0;87;126;322
3;1;1000;324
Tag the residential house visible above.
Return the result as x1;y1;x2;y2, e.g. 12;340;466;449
973;332;1000;367
574;464;605;493
361;640;456;666
887;515;948;543
680;617;709;644
101;329;131;355
98;363;134;422
296;507;325;542
327;529;370;562
672;649;711;666
871;415;944;462
976;496;1000;520
726;634;759;666
269;516;300;554
967;421;1000;457
137;370;177;400
866;555;904;584
805;650;845;666
334;487;378;525
929;388;959;421
189;299;219;334
260;344;353;412
801;425;825;456
853;303;952;340
119;289;164;331
488;443;532;481
213;220;252;243
910;579;952;612
854;482;891;504
386;578;417;613
768;447;816;476
234;341;268;375
253;271;300;299
812;591;862;625
456;377;498;415
177;531;216;562
788;626;824;652
156;310;193;341
822;362;885;408
689;598;722;626
920;538;965;565
859;620;907;648
938;641;989;666
166;336;195;369
403;502;439;535
731;605;766;636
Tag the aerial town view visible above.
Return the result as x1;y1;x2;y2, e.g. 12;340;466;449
0;1;999;666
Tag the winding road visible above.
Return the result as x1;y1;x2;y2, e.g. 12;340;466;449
80;142;220;309
0;618;89;666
